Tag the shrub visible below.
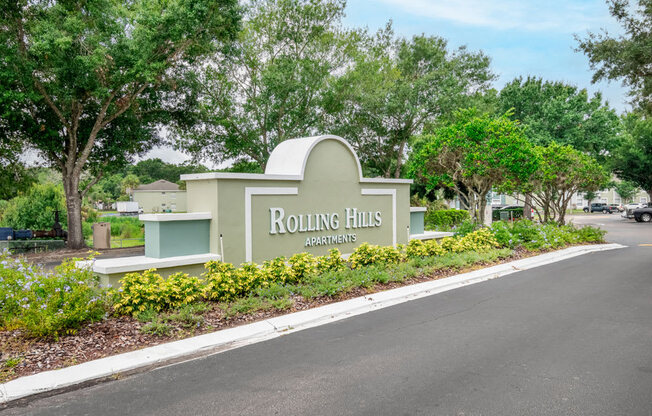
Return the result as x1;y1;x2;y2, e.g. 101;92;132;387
453;219;480;236
160;273;203;310
316;248;346;273
406;239;429;257
423;239;446;256
113;269;166;315
288;252;319;281
452;228;499;253
574;225;606;243
425;209;469;229
0;252;107;338
0;183;67;230
202;261;237;301
261;257;294;284
349;243;403;269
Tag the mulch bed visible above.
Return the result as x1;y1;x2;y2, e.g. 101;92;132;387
0;246;550;383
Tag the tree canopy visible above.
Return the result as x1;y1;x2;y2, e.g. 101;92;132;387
0;0;241;247
576;0;652;114
407;110;538;223
325;27;495;178
611;113;652;197
512;143;609;224
498;77;620;162
173;0;351;169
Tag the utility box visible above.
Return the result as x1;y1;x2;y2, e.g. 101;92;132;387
92;222;111;249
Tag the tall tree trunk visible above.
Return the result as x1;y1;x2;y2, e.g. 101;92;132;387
63;173;86;249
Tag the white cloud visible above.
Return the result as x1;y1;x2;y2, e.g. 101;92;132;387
376;0;613;33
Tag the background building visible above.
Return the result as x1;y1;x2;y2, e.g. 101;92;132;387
133;180;187;213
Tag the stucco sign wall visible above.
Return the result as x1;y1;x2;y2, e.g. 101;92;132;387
181;135;412;265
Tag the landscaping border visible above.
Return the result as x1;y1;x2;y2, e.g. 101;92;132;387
0;243;625;404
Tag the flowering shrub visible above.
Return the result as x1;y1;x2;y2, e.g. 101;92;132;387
160;273;203;309
288;252;320;281
349;243;403;269
113;269;166;315
452;228;500;253
316;248;346;273
489;220;605;250
406;239;429;257
0;251;107;338
262;257;294;284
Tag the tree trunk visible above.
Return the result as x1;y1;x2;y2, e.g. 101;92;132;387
394;140;406;179
478;191;489;225
523;194;532;220
63;174;86;249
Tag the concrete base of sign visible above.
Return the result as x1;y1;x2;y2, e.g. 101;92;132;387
90;253;220;287
409;231;454;241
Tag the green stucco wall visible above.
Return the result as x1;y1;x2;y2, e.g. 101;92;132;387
144;220;210;258
185;138;410;266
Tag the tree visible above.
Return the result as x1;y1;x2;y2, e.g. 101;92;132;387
576;0;652;114
518;143;609;224
0;183;67;231
613;179;640;204
407;110;538;223
0;0;241;248
325;27;495;178
121;174;140;198
174;0;350;169
499;77;620;163
611;113;652;197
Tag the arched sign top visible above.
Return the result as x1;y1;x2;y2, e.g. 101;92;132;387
265;135;363;180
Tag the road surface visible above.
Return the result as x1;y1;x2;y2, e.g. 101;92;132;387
4;215;651;415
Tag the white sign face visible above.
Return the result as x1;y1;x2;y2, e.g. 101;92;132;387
269;207;382;247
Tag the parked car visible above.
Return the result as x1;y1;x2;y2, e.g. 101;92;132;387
633;204;652;222
623;203;649;219
608;204;624;213
583;203;609;213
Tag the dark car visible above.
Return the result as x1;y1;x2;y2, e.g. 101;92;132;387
583;202;616;213
633;204;652;222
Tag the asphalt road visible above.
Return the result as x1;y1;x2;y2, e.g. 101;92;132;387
4;215;652;416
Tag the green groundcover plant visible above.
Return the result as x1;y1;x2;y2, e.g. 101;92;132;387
0;221;605;338
0;250;108;338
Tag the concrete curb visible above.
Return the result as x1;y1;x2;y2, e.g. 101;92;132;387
0;243;625;404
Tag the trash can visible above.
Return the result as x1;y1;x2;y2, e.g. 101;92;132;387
92;222;111;249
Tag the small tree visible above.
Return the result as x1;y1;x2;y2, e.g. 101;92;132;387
522;143;609;224
407;110;538;223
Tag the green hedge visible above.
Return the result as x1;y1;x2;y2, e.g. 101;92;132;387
425;209;470;228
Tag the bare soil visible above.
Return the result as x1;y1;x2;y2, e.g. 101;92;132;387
0;247;545;383
15;246;145;270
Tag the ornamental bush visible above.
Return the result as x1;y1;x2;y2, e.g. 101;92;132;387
288;252;320;281
452;228;499;253
0;251;107;338
425;209;470;229
113;269;167;315
349;243;403;269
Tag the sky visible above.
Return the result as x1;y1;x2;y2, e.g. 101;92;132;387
145;0;631;166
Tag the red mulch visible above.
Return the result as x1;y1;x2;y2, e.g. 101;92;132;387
0;247;542;382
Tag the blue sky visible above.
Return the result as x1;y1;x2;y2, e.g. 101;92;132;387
343;0;630;113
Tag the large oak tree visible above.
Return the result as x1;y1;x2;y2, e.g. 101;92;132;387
0;0;240;248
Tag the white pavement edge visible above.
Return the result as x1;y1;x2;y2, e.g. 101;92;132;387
0;243;626;404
